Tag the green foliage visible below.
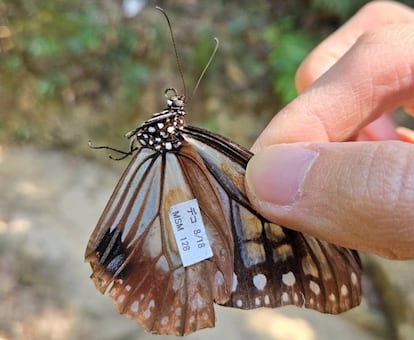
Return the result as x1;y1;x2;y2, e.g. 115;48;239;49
311;0;368;19
1;1;160;103
263;18;316;105
191;26;216;82
2;0;411;150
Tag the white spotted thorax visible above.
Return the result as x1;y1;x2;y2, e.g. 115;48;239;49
131;90;186;153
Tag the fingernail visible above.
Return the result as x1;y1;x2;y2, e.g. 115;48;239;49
246;145;318;206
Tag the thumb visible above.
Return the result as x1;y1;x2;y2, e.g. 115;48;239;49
245;141;414;259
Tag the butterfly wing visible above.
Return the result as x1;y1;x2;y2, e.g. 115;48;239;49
85;145;235;335
183;125;362;313
86;123;361;336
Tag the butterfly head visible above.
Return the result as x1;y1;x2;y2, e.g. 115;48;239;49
134;89;186;153
166;91;185;109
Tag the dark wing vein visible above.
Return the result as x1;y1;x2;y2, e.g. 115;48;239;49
183;125;362;313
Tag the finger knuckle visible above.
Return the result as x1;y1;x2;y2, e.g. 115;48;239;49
367;142;414;209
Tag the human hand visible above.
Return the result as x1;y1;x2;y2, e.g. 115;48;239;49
246;1;414;259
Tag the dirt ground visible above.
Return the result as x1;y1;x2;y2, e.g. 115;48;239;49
0;145;413;340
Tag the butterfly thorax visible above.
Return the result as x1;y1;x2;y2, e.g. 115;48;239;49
133;92;186;153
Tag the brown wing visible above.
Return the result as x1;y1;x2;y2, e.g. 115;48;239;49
86;124;361;336
85;145;235;335
183;125;362;313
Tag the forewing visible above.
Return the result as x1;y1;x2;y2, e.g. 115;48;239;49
85;145;234;335
183;126;362;313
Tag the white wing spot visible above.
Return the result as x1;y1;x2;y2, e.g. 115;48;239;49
125;285;131;292
140;294;144;300
264;295;270;305
117;294;125;303
143;224;162;258
215;271;225;287
175;308;182;316
143;300;155;320
156;255;169;272
161;316;169;325
232;273;238;292
282;271;296;287
281;292;289;303
255;297;261;306
236;299;243;307
329;293;336;302
341;284;349;296
130;300;139;313
351;272;358;285
253;273;267;291
309;280;321;295
192;293;205;310
309;298;314;306
172;269;184;292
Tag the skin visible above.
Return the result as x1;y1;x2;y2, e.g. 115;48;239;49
245;1;414;260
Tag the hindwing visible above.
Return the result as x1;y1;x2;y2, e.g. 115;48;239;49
183;126;361;312
86;125;361;336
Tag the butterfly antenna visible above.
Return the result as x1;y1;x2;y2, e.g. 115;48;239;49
155;6;186;98
189;37;219;102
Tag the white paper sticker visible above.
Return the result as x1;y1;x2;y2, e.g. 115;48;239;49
169;199;213;267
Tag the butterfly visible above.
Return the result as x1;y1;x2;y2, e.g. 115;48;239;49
85;86;362;336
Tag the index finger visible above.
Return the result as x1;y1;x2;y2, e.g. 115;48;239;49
296;1;414;92
252;22;414;151
252;3;414;152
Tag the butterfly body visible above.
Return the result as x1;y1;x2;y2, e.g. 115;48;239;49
86;90;362;335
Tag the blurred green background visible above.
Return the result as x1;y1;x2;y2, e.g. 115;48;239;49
2;0;413;157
